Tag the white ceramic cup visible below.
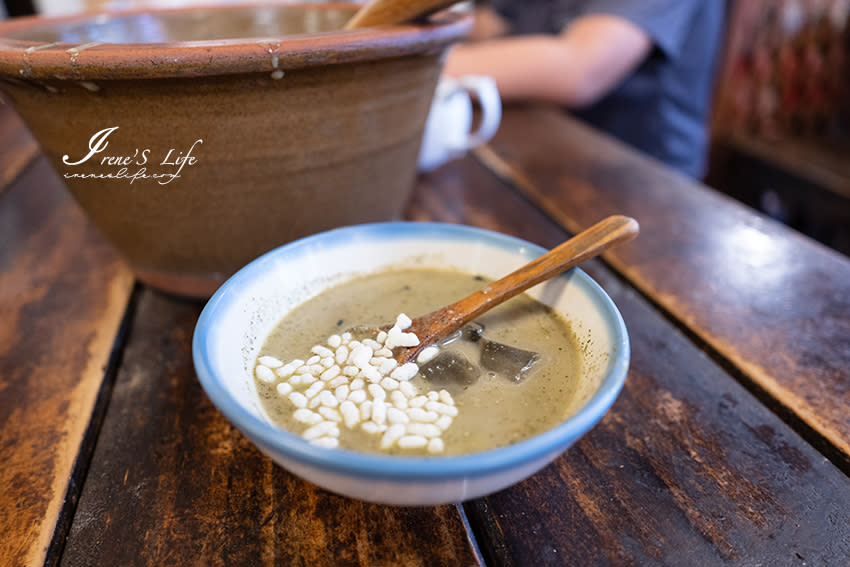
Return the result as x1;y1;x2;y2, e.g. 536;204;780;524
417;75;502;173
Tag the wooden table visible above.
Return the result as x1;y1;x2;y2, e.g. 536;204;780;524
3;101;850;567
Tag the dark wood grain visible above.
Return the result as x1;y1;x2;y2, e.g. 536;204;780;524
410;156;850;566
478;105;850;467
480;274;850;566
60;289;483;567
0;103;38;194
707;136;850;257
406;155;568;247
0;157;134;566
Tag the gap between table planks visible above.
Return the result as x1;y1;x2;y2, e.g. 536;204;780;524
0;156;135;567
474;105;850;474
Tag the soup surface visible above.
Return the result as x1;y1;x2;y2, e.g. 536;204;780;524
256;267;582;455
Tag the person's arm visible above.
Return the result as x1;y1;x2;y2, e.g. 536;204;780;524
443;13;653;108
466;5;510;42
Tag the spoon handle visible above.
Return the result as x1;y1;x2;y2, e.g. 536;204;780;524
344;0;460;30
407;215;639;350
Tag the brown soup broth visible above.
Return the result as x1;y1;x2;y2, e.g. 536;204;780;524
256;268;582;455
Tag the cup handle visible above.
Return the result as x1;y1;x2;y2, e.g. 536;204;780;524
455;75;502;150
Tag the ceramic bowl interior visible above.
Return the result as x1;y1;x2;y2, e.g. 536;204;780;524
193;222;629;505
2;4;352;44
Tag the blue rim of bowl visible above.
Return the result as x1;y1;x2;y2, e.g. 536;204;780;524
193;221;630;481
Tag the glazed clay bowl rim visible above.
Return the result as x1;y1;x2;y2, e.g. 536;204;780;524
0;2;471;80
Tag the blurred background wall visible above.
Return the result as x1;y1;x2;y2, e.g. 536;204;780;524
708;0;850;256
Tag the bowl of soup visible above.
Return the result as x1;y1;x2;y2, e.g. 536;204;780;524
192;222;630;505
0;3;470;297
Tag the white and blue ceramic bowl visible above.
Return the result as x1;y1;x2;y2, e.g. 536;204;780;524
193;222;629;505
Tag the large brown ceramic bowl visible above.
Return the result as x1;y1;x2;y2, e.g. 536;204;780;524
0;3;470;297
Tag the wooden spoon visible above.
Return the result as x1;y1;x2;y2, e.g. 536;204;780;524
393;215;639;363
344;0;461;30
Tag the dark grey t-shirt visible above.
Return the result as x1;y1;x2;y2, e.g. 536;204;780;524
489;0;725;178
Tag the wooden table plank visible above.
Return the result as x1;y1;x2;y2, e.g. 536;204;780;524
0;157;134;567
413;157;850;566
478;275;850;566
61;289;483;567
478;105;850;468
0;102;38;194
715;132;850;201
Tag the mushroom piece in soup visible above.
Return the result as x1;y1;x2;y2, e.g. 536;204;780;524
254;268;582;455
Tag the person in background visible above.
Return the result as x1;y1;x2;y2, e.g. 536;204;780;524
443;0;726;179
